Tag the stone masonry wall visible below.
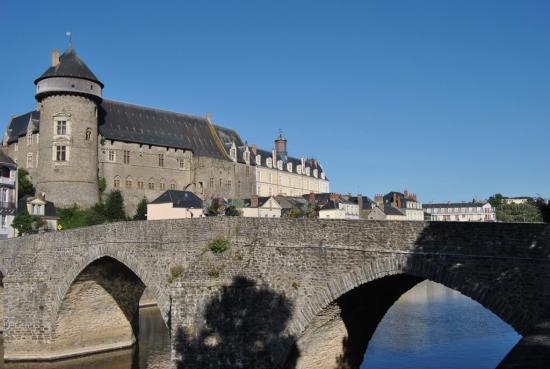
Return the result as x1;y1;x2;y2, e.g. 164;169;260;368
0;219;548;367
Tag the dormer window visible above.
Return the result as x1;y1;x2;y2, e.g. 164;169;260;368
266;158;273;168
277;160;283;170
313;169;318;178
229;145;237;161
243;151;250;163
297;165;302;175
31;204;44;216
321;172;325;180
256;155;261;165
287;162;293;172
305;167;311;176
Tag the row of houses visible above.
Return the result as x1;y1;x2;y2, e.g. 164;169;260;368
146;189;498;222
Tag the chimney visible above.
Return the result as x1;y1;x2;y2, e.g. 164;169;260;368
404;190;409;198
308;192;316;205
251;195;259;208
375;194;383;207
274;132;288;160
206;112;212;123
51;49;60;67
251;144;257;156
357;193;364;210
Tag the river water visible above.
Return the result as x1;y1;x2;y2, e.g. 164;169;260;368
1;281;520;369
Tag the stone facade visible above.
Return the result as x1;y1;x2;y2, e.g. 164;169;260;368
0;219;549;368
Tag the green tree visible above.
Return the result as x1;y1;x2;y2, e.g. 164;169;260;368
98;176;107;195
57;204;107;229
17;168;35;199
225;205;240;216
487;193;504;208
133;197;148;220
496;203;542;223
535;198;550;223
103;190;127;221
12;211;35;236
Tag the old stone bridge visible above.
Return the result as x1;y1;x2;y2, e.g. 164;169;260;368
1;218;549;368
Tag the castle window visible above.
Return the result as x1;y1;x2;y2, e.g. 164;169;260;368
148;179;155;190
178;158;185;169
114;176;121;188
85;129;92;141
170;182;176;190
27;133;33;146
125;177;132;188
108;150;115;162
246;166;250;176
297;165;302;175
209;178;214;188
256;155;261;165
277;160;283;170
27;153;33;168
124;150;130;164
56;121;67;135
305;167;311;176
137;179;144;189
287;163;293;172
158;154;164;167
266;158;272;168
160;182;166;191
227;180;231;190
55;145;67;161
244;151;250;163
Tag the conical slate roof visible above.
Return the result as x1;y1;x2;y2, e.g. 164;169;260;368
34;48;103;87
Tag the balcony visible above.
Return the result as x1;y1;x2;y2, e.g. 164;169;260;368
0;177;15;186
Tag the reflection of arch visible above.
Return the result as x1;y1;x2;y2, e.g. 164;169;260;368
292;255;522;369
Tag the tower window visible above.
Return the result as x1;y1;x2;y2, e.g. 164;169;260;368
27;134;33;146
56;146;67;161
137;179;144;189
158;154;164;167
124;150;130;164
56;121;67;135
108;150;116;162
125;177;132;188
178;158;185;169
170;182;176;190
160;182;166;191
114;176;120;188
27;153;33;168
85;129;92;141
148;179;155;190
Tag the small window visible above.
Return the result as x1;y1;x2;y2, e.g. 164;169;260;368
114;176;120;188
246;166;250;176
27;153;33;168
108;150;115;162
179;158;185;169
148;180;155;190
170;182;176;190
56;121;67;135
85;129;92;141
209;178;214;188
125;177;132;188
160;182;166;190
137;179;144;189
227;180;232;190
158;154;164;167
124;150;130;164
56;146;67;161
27;134;33;145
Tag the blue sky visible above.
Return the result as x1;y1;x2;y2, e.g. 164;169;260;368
1;0;548;202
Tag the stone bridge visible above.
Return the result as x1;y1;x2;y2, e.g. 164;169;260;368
1;218;549;369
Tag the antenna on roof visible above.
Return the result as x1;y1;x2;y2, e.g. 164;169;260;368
66;32;72;48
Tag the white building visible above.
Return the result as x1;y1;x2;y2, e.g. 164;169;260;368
423;202;496;222
147;190;204;220
318;199;359;220
240;196;282;218
0;150;17;238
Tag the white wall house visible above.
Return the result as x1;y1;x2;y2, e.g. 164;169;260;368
423;202;496;222
0;150;17;238
147;190;204;220
240;196;282;218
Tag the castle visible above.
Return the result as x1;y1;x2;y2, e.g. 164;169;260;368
3;47;329;214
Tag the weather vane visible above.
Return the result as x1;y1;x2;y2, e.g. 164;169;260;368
66;31;72;48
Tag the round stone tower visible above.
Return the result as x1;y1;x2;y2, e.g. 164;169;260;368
34;47;103;208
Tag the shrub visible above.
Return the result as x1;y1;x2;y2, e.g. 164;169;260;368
167;265;185;283
97;176;107;195
18;168;35;199
12;211;36;236
133;197;148;220
225;205;240;217
58;204;107;230
103;190;127;221
209;237;230;253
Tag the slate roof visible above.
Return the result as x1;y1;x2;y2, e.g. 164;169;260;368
320;200;340;210
98;100;233;159
384;206;406;216
252;148;326;179
0;149;16;167
241;196;273;208
349;196;375;210
150;190;203;208
35;48;103;87
6;111;40;144
423;202;487;209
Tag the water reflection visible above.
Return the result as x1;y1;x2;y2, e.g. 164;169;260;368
2;306;171;369
361;280;522;369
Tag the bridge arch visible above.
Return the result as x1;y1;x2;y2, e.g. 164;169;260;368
51;247;170;328
291;254;524;369
49;251;169;359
